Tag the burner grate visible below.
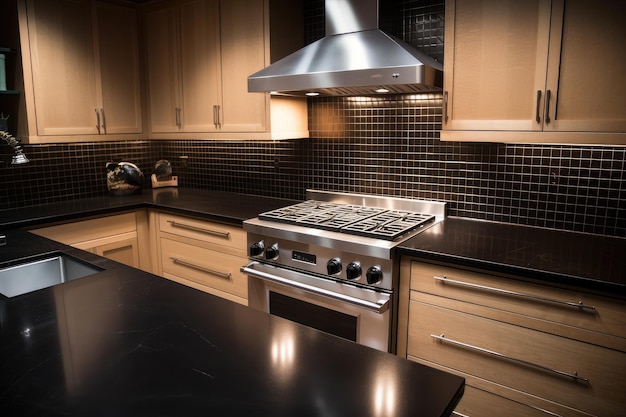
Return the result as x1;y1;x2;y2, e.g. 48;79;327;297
342;211;436;240
258;200;437;240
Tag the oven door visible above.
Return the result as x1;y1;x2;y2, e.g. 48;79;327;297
242;261;391;352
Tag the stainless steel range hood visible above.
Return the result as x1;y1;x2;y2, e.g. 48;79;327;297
248;0;442;97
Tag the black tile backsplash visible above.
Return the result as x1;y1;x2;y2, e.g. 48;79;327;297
1;0;625;238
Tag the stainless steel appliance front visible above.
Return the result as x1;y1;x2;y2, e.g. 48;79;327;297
244;261;392;352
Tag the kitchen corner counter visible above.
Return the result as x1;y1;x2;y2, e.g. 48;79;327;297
0;188;299;231
398;217;626;297
0;229;464;416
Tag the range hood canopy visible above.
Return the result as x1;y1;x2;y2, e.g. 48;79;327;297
248;0;443;97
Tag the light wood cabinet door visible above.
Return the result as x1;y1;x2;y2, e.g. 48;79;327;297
19;0;142;140
94;1;142;135
441;0;626;145
24;0;99;136
442;0;551;132
218;0;267;133
143;0;182;133
543;0;626;134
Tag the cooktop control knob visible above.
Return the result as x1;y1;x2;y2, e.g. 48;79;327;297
249;241;264;257
327;258;342;275
366;266;383;285
346;262;362;280
265;243;279;260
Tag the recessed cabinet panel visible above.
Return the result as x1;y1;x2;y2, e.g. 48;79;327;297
544;0;626;133
95;2;142;134
442;0;626;144
26;0;99;136
18;0;143;141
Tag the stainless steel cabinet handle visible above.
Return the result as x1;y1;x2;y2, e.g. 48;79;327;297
213;105;221;128
443;90;449;123
544;89;551;124
166;220;230;239
535;90;542;124
433;275;596;312
95;108;101;134
170;257;231;279
100;108;106;133
431;333;589;383
175;107;181;128
451;411;469;417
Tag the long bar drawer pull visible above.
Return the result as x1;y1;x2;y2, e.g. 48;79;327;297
451;412;469;417
170;257;231;279
167;220;230;239
433;276;596;312
431;333;589;383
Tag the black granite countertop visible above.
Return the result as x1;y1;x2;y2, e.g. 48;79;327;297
0;229;464;416
398;217;626;297
2;188;624;295
0;188;298;230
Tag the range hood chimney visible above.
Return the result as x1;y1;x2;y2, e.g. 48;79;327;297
248;0;442;97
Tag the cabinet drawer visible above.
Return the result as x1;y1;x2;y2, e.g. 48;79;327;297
408;296;626;417
160;238;247;299
409;260;626;342
32;212;137;245
454;385;549;417
158;213;245;254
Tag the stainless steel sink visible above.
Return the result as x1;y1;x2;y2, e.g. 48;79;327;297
0;254;103;298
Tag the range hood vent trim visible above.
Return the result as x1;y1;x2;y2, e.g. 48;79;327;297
248;0;443;97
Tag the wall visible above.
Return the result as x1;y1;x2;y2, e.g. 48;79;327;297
1;0;624;238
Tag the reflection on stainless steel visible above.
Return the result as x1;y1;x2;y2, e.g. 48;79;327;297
244;190;445;353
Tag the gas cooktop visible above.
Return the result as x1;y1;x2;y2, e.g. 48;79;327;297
259;200;436;241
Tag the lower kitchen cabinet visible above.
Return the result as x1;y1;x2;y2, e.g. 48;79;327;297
154;212;248;305
397;257;626;417
30;212;144;269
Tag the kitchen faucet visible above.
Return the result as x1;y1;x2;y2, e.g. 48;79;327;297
0;129;29;165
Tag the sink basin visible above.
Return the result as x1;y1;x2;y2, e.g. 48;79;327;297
0;254;103;298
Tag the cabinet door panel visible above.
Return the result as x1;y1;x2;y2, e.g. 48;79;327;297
219;0;267;132
95;2;142;134
179;0;221;132
26;0;98;136
545;0;626;133
144;1;181;133
443;0;551;132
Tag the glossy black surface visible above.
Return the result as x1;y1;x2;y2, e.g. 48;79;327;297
0;188;298;230
0;231;464;416
399;217;626;296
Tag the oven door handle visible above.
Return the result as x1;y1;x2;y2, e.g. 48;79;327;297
241;262;390;314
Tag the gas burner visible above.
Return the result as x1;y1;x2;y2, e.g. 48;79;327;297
258;199;438;240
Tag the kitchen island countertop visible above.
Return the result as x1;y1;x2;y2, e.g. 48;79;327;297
0;229;464;416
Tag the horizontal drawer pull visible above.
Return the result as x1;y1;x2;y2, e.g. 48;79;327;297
167;220;230;239
170;257;232;279
431;333;589;383
433;275;596;312
451;412;469;417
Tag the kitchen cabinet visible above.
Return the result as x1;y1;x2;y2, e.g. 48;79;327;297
441;0;626;145
397;257;626;416
16;0;143;143
154;211;249;305
30;212;144;270
142;0;308;140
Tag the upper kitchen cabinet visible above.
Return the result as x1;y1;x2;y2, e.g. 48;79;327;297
142;0;308;140
441;0;626;145
17;0;143;143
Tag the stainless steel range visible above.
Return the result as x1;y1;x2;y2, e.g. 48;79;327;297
242;190;446;352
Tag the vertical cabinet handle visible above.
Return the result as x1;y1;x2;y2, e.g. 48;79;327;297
213;105;221;128
175;107;182;128
544;89;551;124
95;108;101;134
443;91;449;123
535;90;542;124
100;108;106;133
